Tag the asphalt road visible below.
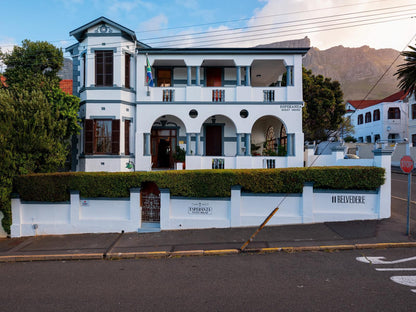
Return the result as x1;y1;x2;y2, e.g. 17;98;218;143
1;248;416;311
0;171;415;311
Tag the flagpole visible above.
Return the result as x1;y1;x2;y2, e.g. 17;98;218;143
146;53;150;96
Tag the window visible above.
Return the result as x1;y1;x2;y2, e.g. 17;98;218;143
388;107;400;119
412;104;416;120
366;136;372;143
357;114;363;125
365;112;371;123
82;53;86;88
125;120;130;155
373;109;380;121
84;119;120;154
125;53;130;89
157;69;172;87
358;137;363;143
412;134;416;146
95;50;113;86
374;134;380;143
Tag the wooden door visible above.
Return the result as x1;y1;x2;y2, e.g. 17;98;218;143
205;125;222;156
206;68;222;87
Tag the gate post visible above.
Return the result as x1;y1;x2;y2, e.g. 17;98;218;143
160;188;170;230
130;188;141;228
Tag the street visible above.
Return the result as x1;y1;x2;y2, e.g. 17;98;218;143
0;171;415;311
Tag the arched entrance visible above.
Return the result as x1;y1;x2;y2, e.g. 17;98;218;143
201;115;237;156
151;115;186;169
141;182;160;222
251;116;287;156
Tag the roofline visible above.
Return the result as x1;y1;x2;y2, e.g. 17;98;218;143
136;47;310;55
69;16;137;42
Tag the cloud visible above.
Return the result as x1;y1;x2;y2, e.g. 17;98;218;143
175;0;198;10
139;14;169;33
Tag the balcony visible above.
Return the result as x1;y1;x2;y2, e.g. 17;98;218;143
142;86;289;103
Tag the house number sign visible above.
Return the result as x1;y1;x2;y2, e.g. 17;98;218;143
188;202;212;215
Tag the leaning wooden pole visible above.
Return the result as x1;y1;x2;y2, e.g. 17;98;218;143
240;207;279;251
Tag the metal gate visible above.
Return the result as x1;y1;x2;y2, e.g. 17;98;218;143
141;193;160;222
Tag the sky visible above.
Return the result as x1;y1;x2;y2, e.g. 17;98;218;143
0;0;415;58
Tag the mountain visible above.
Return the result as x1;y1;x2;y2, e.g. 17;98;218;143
257;38;403;101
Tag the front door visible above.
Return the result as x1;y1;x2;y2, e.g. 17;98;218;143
206;68;222;87
205;125;222;156
151;129;177;169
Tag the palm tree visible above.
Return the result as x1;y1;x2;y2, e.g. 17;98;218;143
395;45;416;96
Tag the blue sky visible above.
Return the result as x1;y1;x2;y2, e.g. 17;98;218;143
0;0;415;56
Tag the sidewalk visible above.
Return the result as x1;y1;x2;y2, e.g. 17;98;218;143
1;208;415;262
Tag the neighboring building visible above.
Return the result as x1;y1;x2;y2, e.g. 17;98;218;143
346;90;409;144
407;93;416;146
59;79;73;95
66;17;309;172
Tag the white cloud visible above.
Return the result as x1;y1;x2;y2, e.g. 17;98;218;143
175;0;198;10
245;0;416;50
139;14;169;33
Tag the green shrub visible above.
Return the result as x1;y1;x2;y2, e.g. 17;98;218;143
13;167;385;202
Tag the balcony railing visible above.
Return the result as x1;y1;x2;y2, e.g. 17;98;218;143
212;89;225;102
162;89;175;102
263;90;275;102
264;158;276;168
212;158;225;169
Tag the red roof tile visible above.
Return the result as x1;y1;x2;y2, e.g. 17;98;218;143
347;90;409;110
59;79;73;95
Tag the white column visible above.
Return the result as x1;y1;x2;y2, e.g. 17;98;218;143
160;188;170;230
10;195;22;238
144;133;151;156
70;190;80;226
230;186;241;227
302;183;314;223
130;188;141;229
195;133;200;155
373;149;393;218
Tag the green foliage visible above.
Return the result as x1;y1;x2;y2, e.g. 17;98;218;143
1;40;63;91
344;135;357;143
303;67;345;142
395;45;416;96
13;167;385;202
0;40;80;233
173;146;186;162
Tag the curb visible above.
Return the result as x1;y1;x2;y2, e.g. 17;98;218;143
1;242;416;263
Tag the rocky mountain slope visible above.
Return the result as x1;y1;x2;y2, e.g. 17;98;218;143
258;37;403;101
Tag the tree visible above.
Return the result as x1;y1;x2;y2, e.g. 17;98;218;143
1;40;63;91
395;45;416;96
302;68;345;142
0;40;80;233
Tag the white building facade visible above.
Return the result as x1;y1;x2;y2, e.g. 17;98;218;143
347;91;409;144
66;17;308;172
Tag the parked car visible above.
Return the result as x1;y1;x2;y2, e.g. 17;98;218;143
344;154;360;159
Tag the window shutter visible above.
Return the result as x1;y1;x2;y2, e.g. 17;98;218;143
112;119;120;155
125;120;130;155
84;119;94;154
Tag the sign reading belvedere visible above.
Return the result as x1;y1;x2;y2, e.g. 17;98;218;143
331;195;366;204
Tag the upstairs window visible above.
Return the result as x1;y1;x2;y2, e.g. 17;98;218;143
373;109;380;121
388;107;400;119
95;50;113;87
412;104;416;120
125;53;131;89
357;114;363;125
84;119;120;155
365;112;371;123
157;69;172;87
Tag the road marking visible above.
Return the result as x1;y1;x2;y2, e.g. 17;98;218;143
391;196;416;205
356;256;416;265
390;276;416;287
376;268;416;271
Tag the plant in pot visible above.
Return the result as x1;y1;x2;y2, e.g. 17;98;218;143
173;146;186;169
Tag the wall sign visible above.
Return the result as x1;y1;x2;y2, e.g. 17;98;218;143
188;202;212;215
331;195;365;204
280;105;302;112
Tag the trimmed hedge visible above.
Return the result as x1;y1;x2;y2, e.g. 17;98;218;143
13;167;385;202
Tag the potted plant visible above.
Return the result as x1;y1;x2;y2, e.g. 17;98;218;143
173;146;186;170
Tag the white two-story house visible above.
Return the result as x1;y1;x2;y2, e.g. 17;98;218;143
66;17;309;172
347;90;409;144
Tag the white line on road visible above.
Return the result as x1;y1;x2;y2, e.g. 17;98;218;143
356;256;416;265
390;276;416;287
376;268;416;271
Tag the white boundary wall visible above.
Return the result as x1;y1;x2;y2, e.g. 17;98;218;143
10;149;391;237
